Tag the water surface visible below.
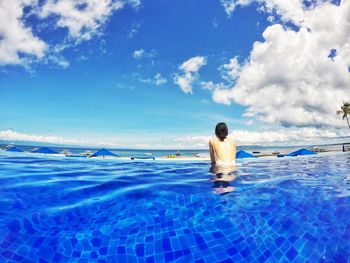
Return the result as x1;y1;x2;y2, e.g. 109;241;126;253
0;152;349;262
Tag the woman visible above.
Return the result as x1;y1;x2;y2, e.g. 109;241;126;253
209;122;237;166
209;122;237;194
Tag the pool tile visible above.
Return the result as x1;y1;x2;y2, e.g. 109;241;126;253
0;153;350;262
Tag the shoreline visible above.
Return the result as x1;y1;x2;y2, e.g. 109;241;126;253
1;141;350;152
1;148;348;162
1;141;349;162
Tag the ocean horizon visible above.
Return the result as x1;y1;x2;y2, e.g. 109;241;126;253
1;140;348;158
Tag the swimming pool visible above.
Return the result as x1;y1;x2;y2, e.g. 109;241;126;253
0;152;349;262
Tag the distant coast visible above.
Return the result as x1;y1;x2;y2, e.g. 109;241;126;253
1;142;349;160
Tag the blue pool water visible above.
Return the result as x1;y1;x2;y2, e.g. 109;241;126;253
0;152;349;262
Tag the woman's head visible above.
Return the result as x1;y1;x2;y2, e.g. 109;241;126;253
215;122;228;141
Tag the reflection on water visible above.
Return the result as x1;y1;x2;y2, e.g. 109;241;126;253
210;164;238;194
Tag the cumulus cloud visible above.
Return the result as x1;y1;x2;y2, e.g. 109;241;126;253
0;0;47;65
174;56;207;94
214;0;350;128
220;0;308;24
219;56;242;82
39;0;124;41
200;57;241;102
174;127;350;146
179;56;207;72
0;0;139;67
231;128;340;145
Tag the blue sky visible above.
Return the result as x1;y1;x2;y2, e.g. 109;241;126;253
1;0;349;148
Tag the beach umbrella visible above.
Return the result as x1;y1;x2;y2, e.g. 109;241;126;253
236;150;257;159
287;148;316;157
90;148;119;158
6;146;23;152
31;147;58;155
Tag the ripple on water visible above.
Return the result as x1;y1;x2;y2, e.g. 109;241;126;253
0;152;350;262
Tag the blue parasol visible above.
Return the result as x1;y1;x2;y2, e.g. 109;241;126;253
90;148;119;158
236;150;257;159
287;148;316;157
6;146;24;152
31;147;58;155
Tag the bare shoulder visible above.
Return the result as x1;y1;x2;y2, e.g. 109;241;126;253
228;137;236;145
209;137;216;145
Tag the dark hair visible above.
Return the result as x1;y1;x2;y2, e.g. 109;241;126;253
215;122;228;141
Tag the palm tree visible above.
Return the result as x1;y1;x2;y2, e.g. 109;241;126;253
337;102;350;128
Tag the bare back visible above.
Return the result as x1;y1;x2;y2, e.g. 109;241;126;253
209;137;236;164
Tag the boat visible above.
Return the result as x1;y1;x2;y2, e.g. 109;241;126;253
60;149;72;156
131;156;155;160
66;154;86;158
81;150;93;157
309;147;326;153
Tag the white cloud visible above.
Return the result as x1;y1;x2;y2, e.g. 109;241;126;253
154;73;167;85
133;49;145;59
0;130;118;147
174;72;195;94
0;0;139;67
48;54;70;68
0;0;47;65
174;56;207;94
128;0;141;9
179;56;207;72
1;128;348;149
39;0;124;41
174;127;350;146
132;48;156;59
141;73;167;86
219;56;242;82
201;81;222;90
220;0;254;16
213;88;234;105
230;128;339;145
267;15;275;23
220;0;307;24
214;0;350;128
173;135;211;148
0;130;79;145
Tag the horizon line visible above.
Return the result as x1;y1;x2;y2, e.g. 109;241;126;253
1;140;350;151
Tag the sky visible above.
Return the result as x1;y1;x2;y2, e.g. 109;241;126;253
0;0;350;149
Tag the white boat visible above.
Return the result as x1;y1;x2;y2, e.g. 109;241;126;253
60;149;72;156
81;150;93;157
